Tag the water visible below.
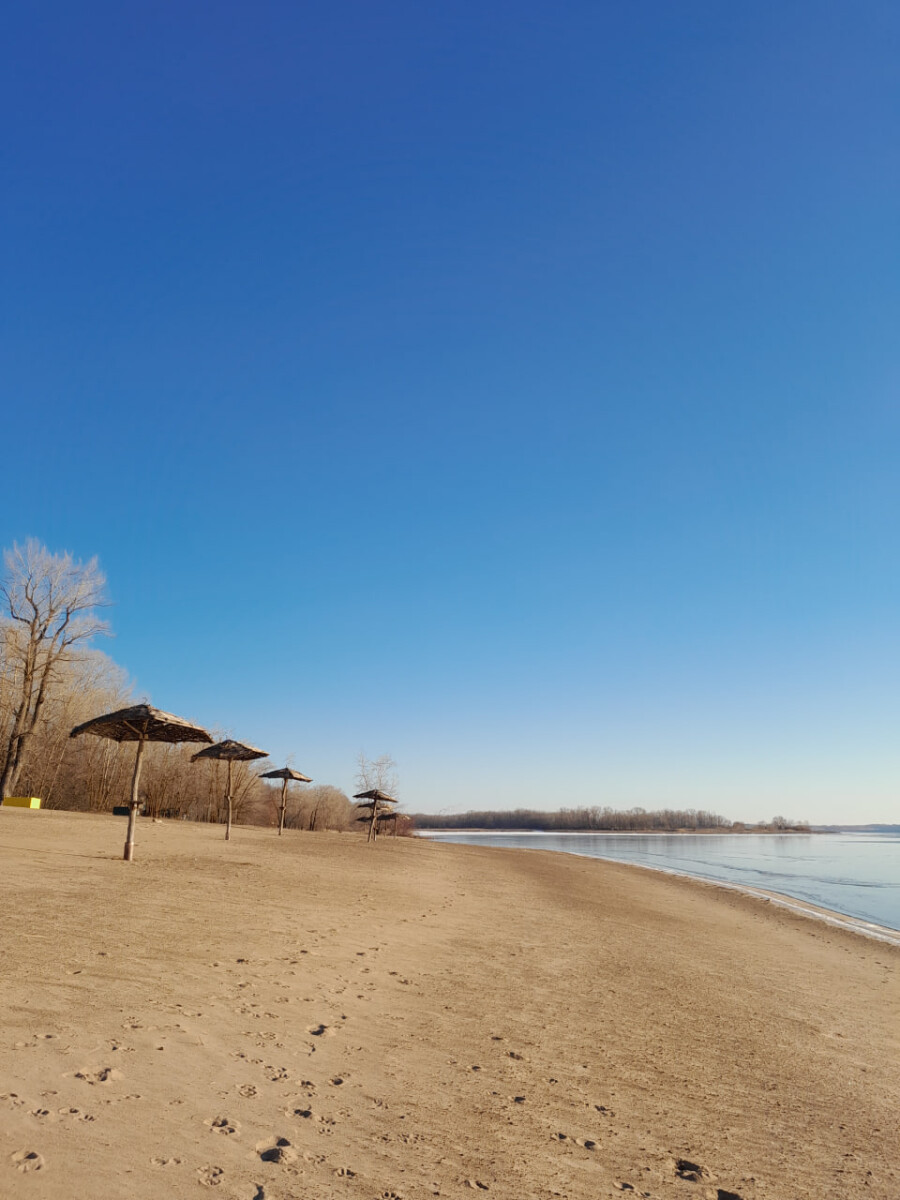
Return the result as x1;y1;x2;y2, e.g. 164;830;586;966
419;831;900;934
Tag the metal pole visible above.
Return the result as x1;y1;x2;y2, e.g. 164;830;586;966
124;738;145;862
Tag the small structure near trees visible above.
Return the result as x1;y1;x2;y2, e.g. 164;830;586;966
191;739;267;841
353;788;398;843
69;704;212;861
258;766;312;835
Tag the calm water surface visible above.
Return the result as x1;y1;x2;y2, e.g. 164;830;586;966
420;832;900;932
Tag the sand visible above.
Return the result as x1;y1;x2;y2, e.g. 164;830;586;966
0;809;897;1200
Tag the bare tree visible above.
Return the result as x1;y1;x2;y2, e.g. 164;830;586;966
17;648;130;808
354;751;401;840
355;751;398;797
282;784;353;832
0;540;109;798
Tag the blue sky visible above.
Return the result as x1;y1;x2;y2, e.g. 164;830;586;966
2;2;899;821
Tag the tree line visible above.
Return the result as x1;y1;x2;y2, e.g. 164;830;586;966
0;539;386;833
411;807;810;832
411;806;733;831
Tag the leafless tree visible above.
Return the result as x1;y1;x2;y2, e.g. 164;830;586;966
281;783;353;832
355;751;398;797
17;648;130;808
0;540;109;798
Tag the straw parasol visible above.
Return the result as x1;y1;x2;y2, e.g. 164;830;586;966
191;739;268;841
355;809;397;832
258;766;312;836
69;703;213;861
352;788;399;843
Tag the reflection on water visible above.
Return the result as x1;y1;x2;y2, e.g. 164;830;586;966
420;832;900;931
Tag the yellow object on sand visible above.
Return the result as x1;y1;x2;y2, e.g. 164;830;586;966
2;797;42;809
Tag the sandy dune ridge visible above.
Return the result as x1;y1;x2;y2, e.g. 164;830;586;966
0;808;897;1200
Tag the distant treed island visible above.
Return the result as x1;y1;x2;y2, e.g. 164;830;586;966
0;539;410;833
412;808;811;832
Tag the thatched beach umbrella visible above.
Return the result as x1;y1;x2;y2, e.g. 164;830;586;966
355;809;398;835
191;739;267;841
70;703;213;862
353;788;398;843
258;766;312;836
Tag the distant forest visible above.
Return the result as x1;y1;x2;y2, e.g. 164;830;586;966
413;807;731;831
412;807;810;832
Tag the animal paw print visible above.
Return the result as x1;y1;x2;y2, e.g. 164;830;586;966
58;1107;95;1122
206;1116;240;1135
256;1137;297;1165
74;1067;122;1085
11;1150;44;1173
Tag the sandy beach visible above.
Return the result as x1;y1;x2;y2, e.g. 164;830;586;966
1;809;897;1200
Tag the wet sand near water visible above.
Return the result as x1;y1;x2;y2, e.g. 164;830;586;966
1;807;898;1199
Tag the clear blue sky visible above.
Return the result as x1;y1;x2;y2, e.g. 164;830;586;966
2;2;898;821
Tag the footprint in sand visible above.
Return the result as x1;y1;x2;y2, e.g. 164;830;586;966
206;1116;240;1135
11;1150;45;1173
58;1107;95;1122
197;1165;225;1186
674;1158;708;1182
237;1084;258;1099
74;1067;122;1085
263;1066;289;1082
151;1156;183;1167
1;1093;25;1109
256;1136;297;1165
307;1023;335;1037
28;1108;55;1120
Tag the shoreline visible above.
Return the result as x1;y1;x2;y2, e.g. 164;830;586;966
575;853;900;947
2;808;898;1200
417;827;817;835
418;829;900;941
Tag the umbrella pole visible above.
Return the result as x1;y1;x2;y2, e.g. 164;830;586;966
225;759;233;841
124;737;145;862
278;779;287;835
369;800;378;844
